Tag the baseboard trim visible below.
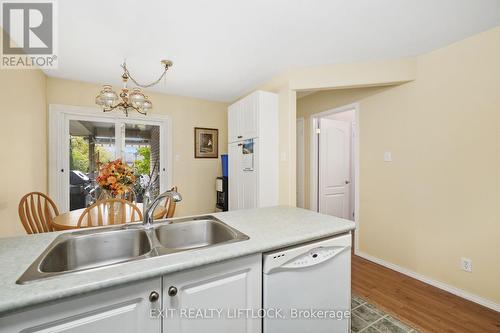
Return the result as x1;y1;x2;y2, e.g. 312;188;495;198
355;251;500;313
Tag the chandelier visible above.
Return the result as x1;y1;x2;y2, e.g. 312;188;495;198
95;59;173;116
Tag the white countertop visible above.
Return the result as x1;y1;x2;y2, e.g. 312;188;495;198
0;206;355;315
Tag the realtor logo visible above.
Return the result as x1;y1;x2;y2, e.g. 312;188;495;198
1;0;57;68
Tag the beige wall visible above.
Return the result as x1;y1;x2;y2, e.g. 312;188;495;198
0;69;47;236
0;73;227;238
46;77;228;220
297;86;393;209
297;27;500;304
256;59;417;207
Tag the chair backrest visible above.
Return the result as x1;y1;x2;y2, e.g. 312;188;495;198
18;192;60;234
163;186;178;218
77;198;143;228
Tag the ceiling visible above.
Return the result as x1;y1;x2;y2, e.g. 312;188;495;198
45;0;500;102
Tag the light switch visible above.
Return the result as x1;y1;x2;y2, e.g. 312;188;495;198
175;154;180;162
384;152;392;162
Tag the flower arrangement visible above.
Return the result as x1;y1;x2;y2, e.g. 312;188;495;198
96;159;136;196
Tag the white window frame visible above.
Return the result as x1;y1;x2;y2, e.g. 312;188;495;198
48;104;173;213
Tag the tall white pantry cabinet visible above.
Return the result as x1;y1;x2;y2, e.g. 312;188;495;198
228;91;279;210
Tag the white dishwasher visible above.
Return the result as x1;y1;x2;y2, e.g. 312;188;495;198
263;233;351;333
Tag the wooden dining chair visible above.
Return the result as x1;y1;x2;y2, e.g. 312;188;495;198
162;186;178;218
18;192;60;234
77;198;143;228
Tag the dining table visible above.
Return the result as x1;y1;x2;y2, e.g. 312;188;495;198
51;203;167;231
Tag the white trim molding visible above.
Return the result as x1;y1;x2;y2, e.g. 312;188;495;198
309;103;360;253
296;117;305;208
356;251;500;312
49;104;173;212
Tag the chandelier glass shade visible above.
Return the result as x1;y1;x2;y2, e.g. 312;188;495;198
95;60;172;116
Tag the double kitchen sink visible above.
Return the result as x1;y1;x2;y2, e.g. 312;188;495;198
17;216;249;284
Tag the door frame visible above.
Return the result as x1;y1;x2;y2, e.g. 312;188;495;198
296;117;305;208
48;104;173;212
310;103;360;251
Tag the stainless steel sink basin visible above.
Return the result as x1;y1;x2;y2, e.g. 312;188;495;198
39;229;151;273
154;218;248;250
17;215;248;284
17;229;152;284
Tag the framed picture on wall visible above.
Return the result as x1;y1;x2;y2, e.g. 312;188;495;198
194;127;219;158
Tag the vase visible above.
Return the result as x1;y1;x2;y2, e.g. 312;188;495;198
97;189;114;201
97;189;127;224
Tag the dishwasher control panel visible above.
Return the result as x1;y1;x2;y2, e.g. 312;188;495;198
263;234;351;274
281;247;341;269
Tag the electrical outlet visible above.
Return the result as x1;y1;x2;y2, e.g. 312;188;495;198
460;257;472;272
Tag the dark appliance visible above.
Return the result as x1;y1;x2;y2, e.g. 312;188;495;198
69;170;94;210
216;176;228;211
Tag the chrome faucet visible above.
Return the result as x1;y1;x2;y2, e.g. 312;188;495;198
143;190;182;228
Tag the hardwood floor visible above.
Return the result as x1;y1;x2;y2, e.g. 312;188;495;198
352;255;500;333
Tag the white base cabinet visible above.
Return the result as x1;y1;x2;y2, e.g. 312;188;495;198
0;255;262;333
0;278;162;333
163;254;262;333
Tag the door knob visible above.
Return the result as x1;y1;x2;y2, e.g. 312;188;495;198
168;286;178;297
149;291;160;302
345;180;351;184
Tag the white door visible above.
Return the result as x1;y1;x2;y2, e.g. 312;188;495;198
163;254;262;333
318;118;351;219
296;118;305;208
0;278;162;333
50;108;170;213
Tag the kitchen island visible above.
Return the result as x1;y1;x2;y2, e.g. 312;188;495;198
0;206;355;332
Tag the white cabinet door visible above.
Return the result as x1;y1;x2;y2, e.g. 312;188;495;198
239;94;259;140
228;93;259;143
0;278;162;333
228;103;241;143
228;142;241;210
241;139;258;209
163;254;262;333
228;141;258;211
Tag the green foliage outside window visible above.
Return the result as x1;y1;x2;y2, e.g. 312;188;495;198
134;146;151;175
70;136;112;172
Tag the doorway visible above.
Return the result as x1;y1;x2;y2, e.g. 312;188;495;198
49;105;172;213
310;104;359;224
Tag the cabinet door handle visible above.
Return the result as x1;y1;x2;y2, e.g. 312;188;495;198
168;286;178;297
149;291;160;302
237;135;243;139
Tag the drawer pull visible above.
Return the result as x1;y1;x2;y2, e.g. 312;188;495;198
149;291;160;302
168;286;178;297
